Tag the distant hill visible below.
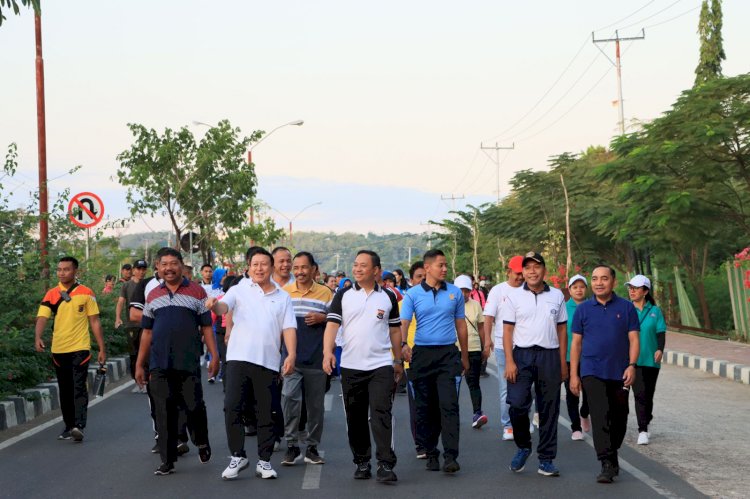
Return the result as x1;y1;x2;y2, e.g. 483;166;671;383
118;230;431;273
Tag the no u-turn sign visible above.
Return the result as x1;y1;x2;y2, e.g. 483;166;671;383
68;192;105;229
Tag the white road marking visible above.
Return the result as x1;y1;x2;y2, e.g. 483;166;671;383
0;380;136;451
324;394;332;412
493;350;679;497
301;450;325;489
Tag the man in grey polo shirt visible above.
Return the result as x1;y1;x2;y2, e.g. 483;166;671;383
502;252;567;477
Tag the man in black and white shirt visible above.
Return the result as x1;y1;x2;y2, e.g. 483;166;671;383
322;250;403;483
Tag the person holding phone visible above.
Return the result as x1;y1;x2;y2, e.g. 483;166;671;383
35;256;106;443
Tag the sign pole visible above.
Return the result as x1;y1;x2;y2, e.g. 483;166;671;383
86;227;90;268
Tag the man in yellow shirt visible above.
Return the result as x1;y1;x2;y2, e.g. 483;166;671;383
35;256;106;442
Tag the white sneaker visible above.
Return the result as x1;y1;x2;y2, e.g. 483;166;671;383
502;428;514;441
571;430;584;441
529;423;535;434
532;412;539;427
581;416;591;433
222;456;249;480
256;460;278;479
637;432;650;445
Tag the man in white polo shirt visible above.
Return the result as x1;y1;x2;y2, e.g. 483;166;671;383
502;252;567;477
207;247;297;481
322;250;402;483
482;255;524;441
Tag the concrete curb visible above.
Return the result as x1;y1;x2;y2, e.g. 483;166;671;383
664;349;750;386
0;356;130;431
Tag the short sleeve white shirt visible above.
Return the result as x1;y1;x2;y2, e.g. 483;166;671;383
501;283;567;349
484;282;515;346
221;278;297;372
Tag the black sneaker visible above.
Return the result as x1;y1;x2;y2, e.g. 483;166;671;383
304;446;325;464
443;456;460;473
154;462;175;476
176;441;189;456
198;444;211;464
354;462;372;479
151;442;159;453
426;455;440;471
70;427;84;442
376;463;397;482
597;460;616;483
58;428;72;440
282;445;301;466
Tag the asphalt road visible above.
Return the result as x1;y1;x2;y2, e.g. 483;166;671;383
0;359;706;499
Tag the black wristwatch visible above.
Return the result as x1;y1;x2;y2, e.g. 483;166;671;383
628;362;637;368
393;359;404;365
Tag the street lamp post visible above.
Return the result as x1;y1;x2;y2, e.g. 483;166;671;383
192;119;304;245
271;201;322;247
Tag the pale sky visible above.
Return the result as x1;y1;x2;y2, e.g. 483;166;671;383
2;1;748;236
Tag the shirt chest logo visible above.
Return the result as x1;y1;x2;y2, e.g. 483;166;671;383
449;294;455;300
376;309;385;320
78;304;85;313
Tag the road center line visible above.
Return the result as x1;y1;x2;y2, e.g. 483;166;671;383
301;450;325;489
324;393;332;412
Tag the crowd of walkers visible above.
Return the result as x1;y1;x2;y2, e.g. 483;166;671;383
35;246;666;485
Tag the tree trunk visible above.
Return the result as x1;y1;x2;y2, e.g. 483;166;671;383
560;174;572;280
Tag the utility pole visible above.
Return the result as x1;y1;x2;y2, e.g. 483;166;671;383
334;253;340;273
440;194;465;211
35;8;49;282
407;246;412;264
592;29;645;135
420;222;433;250
480;142;514;204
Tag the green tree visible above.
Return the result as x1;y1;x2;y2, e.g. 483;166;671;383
0;0;39;26
116;120;273;264
695;0;726;86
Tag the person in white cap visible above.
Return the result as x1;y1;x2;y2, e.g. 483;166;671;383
625;275;666;446
454;275;487;429
564;275;591;441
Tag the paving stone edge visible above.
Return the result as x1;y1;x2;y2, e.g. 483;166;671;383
0;356;130;431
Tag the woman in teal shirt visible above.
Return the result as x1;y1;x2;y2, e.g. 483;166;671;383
564;275;590;441
626;275;667;446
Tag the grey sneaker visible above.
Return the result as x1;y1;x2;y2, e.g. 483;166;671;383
282;445;301;466
304;446;325;464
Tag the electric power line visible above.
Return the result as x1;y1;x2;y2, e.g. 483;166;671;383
644;5;701;29
594;0;657;32
619;0;685;31
499;49;606;143
515;40;640;143
487;33;591;142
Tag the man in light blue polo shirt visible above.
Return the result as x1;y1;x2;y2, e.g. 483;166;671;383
400;249;469;474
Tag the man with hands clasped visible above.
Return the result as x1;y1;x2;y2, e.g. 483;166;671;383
569;264;640;484
502;252;568;477
322;250;402;483
205;247;297;481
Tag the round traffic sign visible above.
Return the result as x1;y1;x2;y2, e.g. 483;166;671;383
68;192;105;229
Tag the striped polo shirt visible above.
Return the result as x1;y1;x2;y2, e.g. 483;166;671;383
283;281;333;367
141;278;211;373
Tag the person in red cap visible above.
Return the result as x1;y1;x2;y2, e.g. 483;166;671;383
482;255;525;440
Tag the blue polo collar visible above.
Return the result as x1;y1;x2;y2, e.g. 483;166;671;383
421;280;447;292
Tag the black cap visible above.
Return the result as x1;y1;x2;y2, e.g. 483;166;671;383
133;259;148;269
336;271;346;277
521;251;545;267
121;263;132;270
